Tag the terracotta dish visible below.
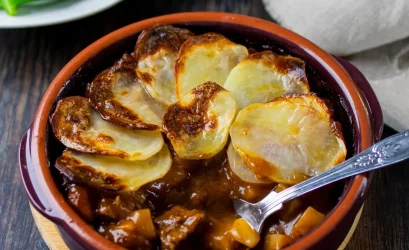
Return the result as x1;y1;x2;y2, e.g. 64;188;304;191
19;12;383;249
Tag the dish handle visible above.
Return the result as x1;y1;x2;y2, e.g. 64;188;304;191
19;126;62;224
335;57;384;143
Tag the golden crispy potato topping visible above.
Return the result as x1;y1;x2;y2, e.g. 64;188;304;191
175;32;248;99
163;82;237;159
87;53;164;131
51;96;164;160
224;51;310;110
230;94;346;184
50;24;350;250
135;25;194;105
227;143;273;184
55;145;172;191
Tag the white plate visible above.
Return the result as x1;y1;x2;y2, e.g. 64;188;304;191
0;0;122;28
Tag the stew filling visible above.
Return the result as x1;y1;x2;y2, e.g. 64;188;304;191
63;145;342;249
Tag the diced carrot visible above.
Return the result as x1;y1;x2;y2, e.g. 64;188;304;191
274;183;289;193
205;216;238;250
230;218;260;248
127;209;156;239
264;233;293;250
290;206;325;239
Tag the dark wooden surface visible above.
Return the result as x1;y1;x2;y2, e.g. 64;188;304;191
0;0;408;249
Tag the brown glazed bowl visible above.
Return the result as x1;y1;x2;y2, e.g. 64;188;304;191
19;12;383;250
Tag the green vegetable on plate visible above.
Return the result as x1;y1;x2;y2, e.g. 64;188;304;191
1;0;39;16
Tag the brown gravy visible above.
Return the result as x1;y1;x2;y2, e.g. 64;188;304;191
63;142;343;249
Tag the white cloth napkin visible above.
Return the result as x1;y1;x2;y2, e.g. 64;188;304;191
262;0;409;131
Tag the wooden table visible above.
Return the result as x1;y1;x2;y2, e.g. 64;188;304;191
0;1;408;249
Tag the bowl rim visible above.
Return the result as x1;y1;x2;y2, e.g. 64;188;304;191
27;12;374;249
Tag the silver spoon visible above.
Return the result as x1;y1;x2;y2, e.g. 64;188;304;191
233;130;409;233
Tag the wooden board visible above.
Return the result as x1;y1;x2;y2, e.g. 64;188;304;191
30;205;363;250
30;206;69;250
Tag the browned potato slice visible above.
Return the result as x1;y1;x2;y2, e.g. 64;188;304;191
55;145;172;191
230;218;260;248
224;51;310;109
230;94;346;184
227;142;273;184
290;207;325;239
135;25;194;105
163;82;237;159
87;53;164;131
263;233;293;250
51;96;163;160
175;32;248;99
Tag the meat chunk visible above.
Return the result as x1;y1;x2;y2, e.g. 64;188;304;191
95;192;147;222
154;206;205;250
98;222;151;249
98;209;156;249
67;185;94;222
95;196;134;221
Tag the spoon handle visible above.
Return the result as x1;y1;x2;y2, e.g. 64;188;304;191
256;130;409;218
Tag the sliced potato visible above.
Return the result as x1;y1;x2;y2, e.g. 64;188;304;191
175;32;248;99
227;143;273;184
224;51;310;109
87;53;164;131
135;25;194;105
51;96;163;160
163;82;237;159
55;145;172;191
230;94;346;184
